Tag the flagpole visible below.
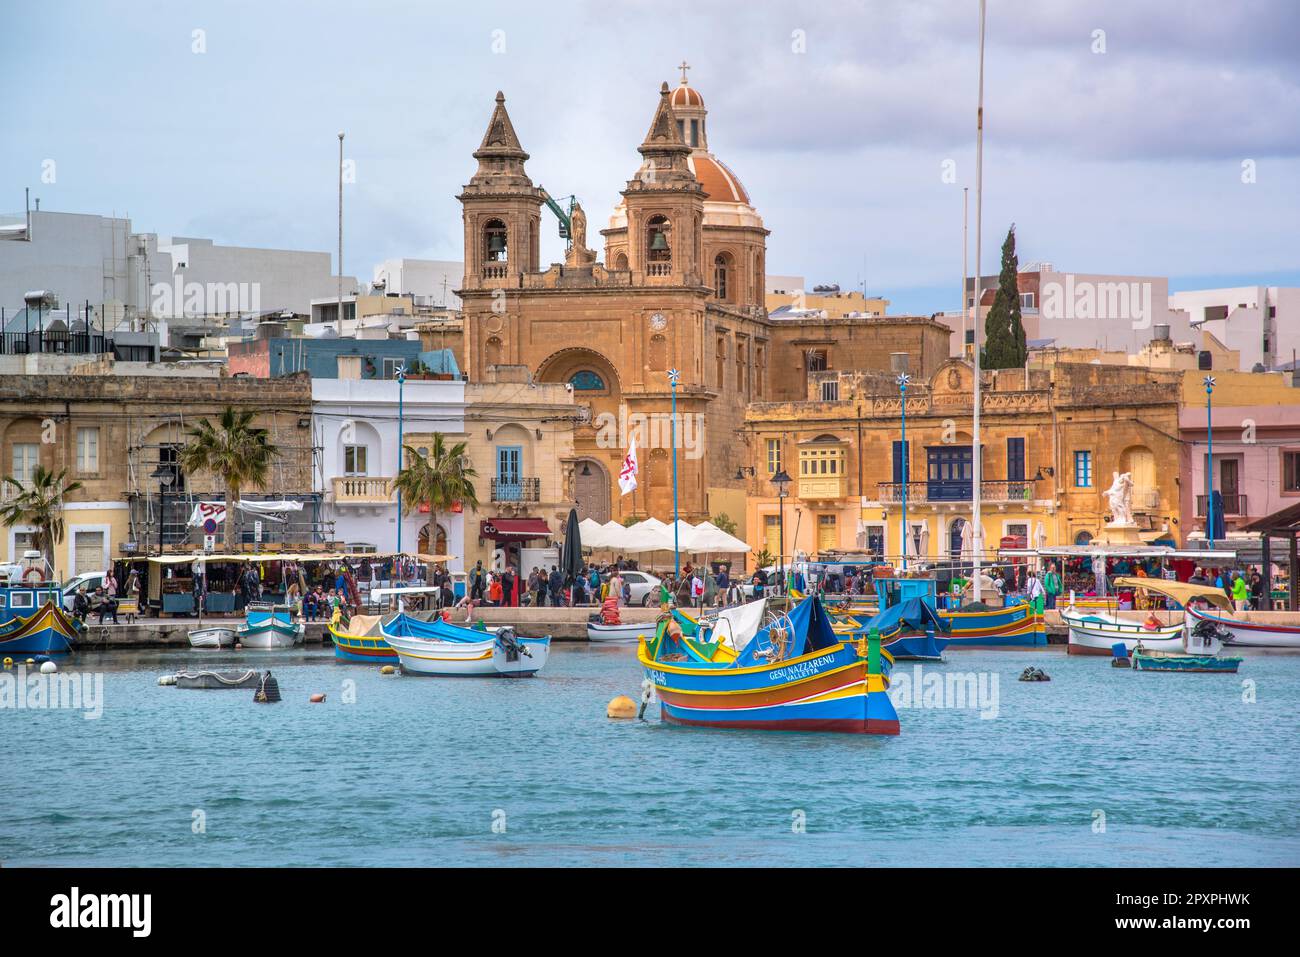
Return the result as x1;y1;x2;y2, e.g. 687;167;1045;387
668;369;681;578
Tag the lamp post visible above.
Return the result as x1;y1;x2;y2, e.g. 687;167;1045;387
668;367;681;578
897;371;912;570
395;364;406;581
1204;374;1216;549
772;468;792;591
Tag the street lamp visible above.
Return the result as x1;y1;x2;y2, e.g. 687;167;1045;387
897;371;912;570
1204;374;1217;549
772;468;792;590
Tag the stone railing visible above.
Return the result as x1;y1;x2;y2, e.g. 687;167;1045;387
332;476;394;504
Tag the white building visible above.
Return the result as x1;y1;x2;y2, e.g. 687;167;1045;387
1168;286;1300;372
312;377;467;568
0;209;357;329
371;258;463;310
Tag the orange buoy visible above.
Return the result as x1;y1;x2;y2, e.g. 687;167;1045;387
607;694;637;719
310;692;326;703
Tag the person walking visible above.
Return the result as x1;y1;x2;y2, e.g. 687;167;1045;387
1231;571;1250;612
1043;562;1062;610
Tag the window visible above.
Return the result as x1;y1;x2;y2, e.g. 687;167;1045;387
1006;437;1025;482
799;446;842;477
766;438;782;475
892;440;909;484
690;119;699;147
926;446;973;500
1007;523;1029;541
806;350;828;372
76;428;99;474
1019;292;1035;310
496;446;522;500
343;445;367;475
676;120;685;141
1284;451;1300;493
821;380;840;401
483;218;508;263
646;215;671;264
1074;450;1093;488
569;370;605;391
11;443;38;485
713;253;730;300
817;514;837;551
73;530;104;577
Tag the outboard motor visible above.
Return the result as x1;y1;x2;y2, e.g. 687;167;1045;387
495;626;530;662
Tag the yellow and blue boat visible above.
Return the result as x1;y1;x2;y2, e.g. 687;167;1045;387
639;596;899;735
1;584;79;655
328;612;398;662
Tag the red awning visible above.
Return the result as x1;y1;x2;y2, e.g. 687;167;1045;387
480;518;552;541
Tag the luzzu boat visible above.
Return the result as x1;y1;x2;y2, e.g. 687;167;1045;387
380;613;550;677
937;601;1048;647
238;604;304;649
328;612;397;661
0;582;79;655
639;595;899;735
843;598;950;661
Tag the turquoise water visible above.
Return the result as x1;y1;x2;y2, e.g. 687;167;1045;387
2;645;1298;867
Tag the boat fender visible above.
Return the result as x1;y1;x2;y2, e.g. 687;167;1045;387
234;642;243;650
607;695;636;719
2;657;12;669
310;692;326;703
380;665;396;675
158;675;177;686
39;660;57;674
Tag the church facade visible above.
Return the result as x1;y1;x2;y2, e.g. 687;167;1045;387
457;74;949;530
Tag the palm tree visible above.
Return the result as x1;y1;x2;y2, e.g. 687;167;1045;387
1;465;84;572
392;434;478;559
179;407;279;551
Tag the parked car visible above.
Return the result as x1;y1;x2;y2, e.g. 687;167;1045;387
618;570;663;606
61;572;105;612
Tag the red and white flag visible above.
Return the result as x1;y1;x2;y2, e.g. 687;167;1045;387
618;437;639;495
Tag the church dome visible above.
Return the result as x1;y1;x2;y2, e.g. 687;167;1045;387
670;83;704;109
688;153;749;205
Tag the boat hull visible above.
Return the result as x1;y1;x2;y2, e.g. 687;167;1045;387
643;640;899;735
189;627;236;649
938;602;1047;647
329;628;397;661
174;669;260;688
883;631;949;661
1187;606;1300;649
382;630;550;677
0;601;78;655
237;623;303;649
1133;652;1242;673
1063;611;1184;655
586;620;655;643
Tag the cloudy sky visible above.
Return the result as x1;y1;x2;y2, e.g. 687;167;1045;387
3;0;1297;312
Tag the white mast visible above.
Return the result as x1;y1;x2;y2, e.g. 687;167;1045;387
971;0;987;602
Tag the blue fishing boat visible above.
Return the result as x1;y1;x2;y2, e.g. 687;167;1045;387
854;597;950;660
1132;647;1242;673
639;595;899;735
875;576;1047;647
380;613;551;676
238;603;304;649
0;579;79;656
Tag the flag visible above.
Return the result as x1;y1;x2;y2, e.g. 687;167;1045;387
618;437;639;495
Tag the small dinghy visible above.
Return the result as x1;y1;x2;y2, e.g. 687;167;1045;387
1132;647;1243;673
189;626;237;649
173;669;259;689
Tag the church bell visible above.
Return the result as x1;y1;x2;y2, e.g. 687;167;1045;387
487;232;507;255
649;230;669;252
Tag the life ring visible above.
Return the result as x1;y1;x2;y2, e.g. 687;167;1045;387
23;567;43;585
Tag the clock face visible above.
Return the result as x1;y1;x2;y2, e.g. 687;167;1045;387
649;312;667;331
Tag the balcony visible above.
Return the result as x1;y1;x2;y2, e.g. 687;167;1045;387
1196;493;1247;517
798;475;847;501
491;477;541;503
332;476;394;505
876;479;1037;505
481;263;508;279
646;262;672;277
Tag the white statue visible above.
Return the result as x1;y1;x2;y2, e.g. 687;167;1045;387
1104;471;1135;526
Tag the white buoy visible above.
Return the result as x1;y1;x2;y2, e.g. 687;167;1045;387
40;660;57;674
158;674;177;686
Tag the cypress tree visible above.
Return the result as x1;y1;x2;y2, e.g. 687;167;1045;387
984;224;1027;368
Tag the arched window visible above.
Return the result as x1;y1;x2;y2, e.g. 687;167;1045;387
569;370;605;391
485;336;503;367
714;252;732;301
1075;530;1094;546
613;251;629;271
646;215;671;268
483;219;508;263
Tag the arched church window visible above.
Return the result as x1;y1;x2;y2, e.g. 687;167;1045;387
485;336;503;367
646;216;671;265
484;219;508;263
570;370;606;391
713;253;732;301
613;251;629;271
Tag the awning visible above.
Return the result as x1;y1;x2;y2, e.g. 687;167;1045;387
479;518;552;541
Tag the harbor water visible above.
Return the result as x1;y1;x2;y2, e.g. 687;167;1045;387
2;645;1298;867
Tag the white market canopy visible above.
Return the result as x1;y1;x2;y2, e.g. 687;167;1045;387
571;518;750;554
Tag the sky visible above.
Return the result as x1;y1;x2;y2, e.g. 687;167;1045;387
3;0;1298;314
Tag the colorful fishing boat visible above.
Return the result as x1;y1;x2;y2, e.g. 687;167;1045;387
237;604;304;649
638;595;899;735
328;612;397;661
1184;605;1300;650
0;582;79;655
1132;647;1242;673
937;601;1048;647
850;598;950;661
380;613;550;677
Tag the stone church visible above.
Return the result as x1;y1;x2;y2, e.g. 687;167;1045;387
457;73;949;527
